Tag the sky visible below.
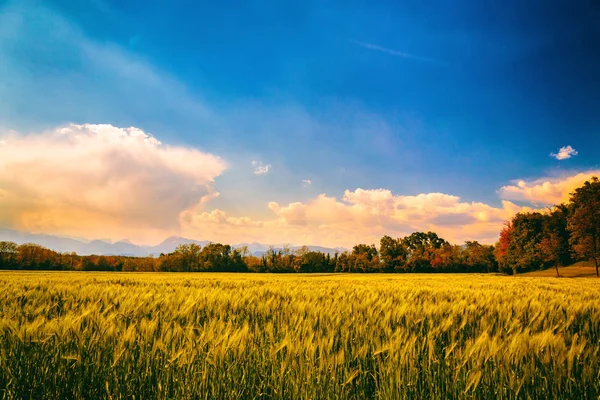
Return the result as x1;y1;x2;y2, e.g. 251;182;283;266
0;0;599;247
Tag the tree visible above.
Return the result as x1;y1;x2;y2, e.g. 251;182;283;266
537;205;572;277
503;212;545;274
463;241;497;272
379;236;407;272
494;222;513;273
431;244;463;272
335;251;350;272
0;241;18;269
174;243;202;271
403;232;448;272
350;244;379;272
567;176;600;277
296;251;326;273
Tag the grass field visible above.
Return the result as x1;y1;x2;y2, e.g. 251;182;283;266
522;262;598;278
0;272;599;399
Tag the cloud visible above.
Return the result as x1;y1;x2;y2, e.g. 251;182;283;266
181;188;536;247
0;124;225;243
351;40;443;64
252;160;271;175
499;170;600;205
302;179;312;187
550;145;578;160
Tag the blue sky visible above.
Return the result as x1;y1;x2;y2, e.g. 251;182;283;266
0;0;599;246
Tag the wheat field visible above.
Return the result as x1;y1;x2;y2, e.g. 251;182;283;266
0;272;598;399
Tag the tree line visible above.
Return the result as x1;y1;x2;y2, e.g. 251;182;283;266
1;177;598;275
0;234;496;273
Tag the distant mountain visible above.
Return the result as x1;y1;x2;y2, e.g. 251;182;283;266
0;229;91;254
149;236;210;256
0;229;346;257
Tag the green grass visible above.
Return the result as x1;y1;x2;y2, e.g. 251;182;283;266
0;272;599;399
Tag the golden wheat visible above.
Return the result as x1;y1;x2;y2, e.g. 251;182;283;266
0;272;598;399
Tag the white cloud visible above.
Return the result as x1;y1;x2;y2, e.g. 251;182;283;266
0;124;225;243
550;145;578;160
302;179;312;186
252;160;271;175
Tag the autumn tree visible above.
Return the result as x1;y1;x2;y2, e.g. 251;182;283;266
567;176;600;277
349;244;379;272
430;243;463;272
494;222;512;273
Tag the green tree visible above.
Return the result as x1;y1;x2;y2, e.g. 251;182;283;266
174;243;202;271
462;241;497;272
403;232;448;272
0;241;18;269
379;235;407;272
567;176;600;277
537;205;572;277
504;212;545;274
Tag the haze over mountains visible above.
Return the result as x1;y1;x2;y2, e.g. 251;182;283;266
0;229;345;257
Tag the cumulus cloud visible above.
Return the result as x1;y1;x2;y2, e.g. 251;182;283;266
550;145;578;160
499;170;600;205
252;160;271;175
181;188;536;247
0;124;225;242
302;179;312;187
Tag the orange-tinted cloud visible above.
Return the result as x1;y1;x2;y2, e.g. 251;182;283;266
181;189;535;247
499;171;600;205
0;124;225;242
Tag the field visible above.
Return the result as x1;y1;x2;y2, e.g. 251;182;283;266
522;262;598;278
0;272;599;399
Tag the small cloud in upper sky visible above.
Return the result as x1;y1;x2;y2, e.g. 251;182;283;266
550;145;578;160
302;179;312;187
252;160;271;175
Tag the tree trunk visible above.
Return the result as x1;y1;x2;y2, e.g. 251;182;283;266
595;257;599;277
555;264;560;277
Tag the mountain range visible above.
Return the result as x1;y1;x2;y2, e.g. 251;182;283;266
0;229;345;257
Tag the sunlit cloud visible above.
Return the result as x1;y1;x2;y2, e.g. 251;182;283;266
550;145;578;160
252;160;271;175
181;188;535;247
499;170;600;205
0;124;225;243
302;179;312;187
